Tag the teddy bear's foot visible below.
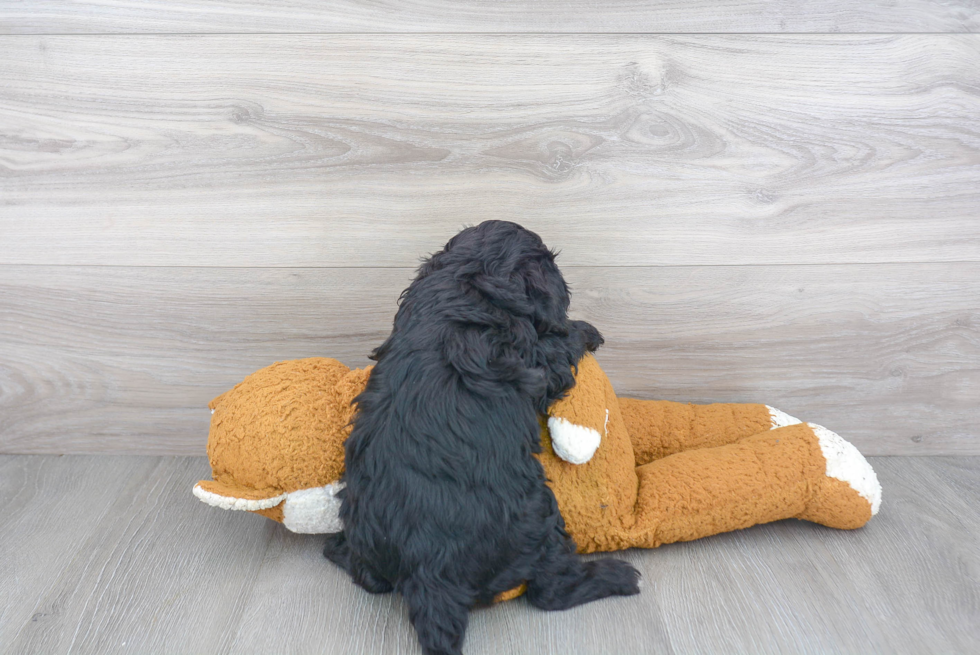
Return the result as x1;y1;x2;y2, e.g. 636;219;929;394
796;423;882;529
767;405;802;428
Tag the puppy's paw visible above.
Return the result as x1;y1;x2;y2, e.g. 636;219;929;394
570;319;604;352
322;531;349;566
589;558;641;597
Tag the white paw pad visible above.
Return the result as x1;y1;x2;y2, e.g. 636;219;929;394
767;405;802;428
808;423;882;516
282;482;346;534
548;415;602;464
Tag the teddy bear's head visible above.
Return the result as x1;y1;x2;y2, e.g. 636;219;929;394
193;358;371;533
194;357;602;533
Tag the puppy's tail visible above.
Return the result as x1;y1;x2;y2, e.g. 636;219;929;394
400;576;473;655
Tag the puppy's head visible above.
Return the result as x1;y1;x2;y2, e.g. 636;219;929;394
414;221;603;410
421;221;566;329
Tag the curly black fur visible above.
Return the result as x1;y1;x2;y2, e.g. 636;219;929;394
323;221;640;655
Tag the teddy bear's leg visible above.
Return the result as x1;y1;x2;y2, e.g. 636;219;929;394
624;422;881;549
618;398;801;466
793;423;882;527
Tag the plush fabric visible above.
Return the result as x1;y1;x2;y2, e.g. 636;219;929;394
194;355;881;596
193;358;370;523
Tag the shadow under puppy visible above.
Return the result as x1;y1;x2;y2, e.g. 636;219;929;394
323;220;640;655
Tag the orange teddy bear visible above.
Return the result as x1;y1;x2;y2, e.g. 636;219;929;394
194;356;881;559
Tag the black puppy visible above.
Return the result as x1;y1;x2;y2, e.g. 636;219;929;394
323;221;640;655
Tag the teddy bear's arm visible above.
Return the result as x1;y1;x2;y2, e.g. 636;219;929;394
193;479;346;534
547;355;609;464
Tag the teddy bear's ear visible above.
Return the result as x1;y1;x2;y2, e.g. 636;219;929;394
193;479;287;511
547;354;610;464
207;390;230;412
193;479;347;534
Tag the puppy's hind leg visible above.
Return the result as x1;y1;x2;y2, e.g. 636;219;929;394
400;576;472;655
322;532;394;594
526;529;640;611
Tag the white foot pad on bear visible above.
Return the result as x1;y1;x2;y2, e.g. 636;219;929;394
767;405;802;429
807;423;882;516
282;482;346;534
548;413;606;465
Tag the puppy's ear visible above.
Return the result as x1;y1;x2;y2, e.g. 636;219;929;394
467;273;533;316
522;258;570;335
532;319;604;410
443;324;547;401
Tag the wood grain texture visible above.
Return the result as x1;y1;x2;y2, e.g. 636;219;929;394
1;263;976;456
0;455;279;653
2;454;978;653
623;456;980;654
1;0;978;34
3;35;979;267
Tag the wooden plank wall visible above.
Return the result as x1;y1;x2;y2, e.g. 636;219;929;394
1;5;978;455
2;1;978;33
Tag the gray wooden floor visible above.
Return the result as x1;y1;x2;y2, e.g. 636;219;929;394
2;454;977;654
